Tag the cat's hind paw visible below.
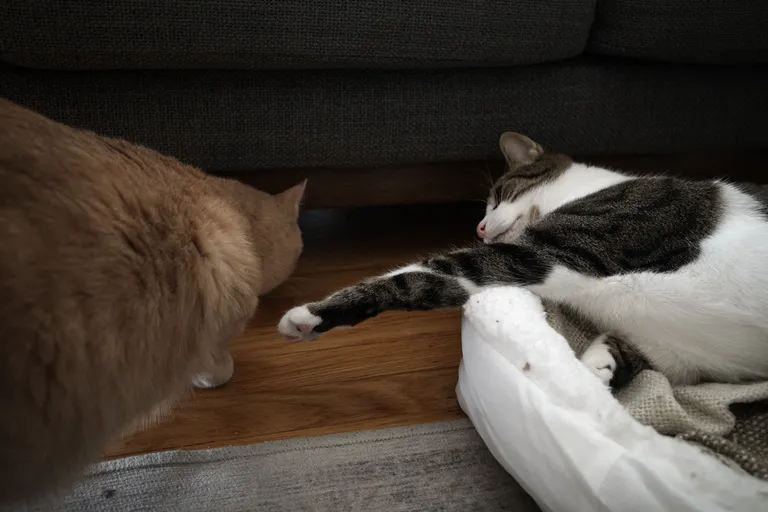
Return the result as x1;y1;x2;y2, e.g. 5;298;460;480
278;305;323;342
580;336;617;388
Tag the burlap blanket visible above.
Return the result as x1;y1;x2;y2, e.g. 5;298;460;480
544;301;768;481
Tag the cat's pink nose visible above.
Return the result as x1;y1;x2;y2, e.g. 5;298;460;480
477;222;487;239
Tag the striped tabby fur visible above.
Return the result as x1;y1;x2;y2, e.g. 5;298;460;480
279;133;768;388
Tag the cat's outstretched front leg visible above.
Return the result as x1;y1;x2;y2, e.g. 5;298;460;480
279;267;472;341
279;244;550;341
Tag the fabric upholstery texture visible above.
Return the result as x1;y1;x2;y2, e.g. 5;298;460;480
0;0;596;70
589;0;768;64
2;61;767;171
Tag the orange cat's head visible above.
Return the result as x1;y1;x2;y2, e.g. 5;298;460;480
213;177;307;295
257;180;306;294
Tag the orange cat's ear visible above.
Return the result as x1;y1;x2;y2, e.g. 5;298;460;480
276;179;307;217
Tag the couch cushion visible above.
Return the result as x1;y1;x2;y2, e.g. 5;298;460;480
0;1;596;70
589;0;768;64
3;61;767;170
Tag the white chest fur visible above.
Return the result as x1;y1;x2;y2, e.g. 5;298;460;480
528;183;768;384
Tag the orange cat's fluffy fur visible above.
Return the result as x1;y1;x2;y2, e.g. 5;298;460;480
0;99;305;504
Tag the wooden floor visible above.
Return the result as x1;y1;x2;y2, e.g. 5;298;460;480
108;202;484;458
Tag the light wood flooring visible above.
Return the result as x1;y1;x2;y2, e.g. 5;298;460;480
108;202;482;458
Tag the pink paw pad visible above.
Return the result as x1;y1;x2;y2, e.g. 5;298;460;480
296;323;314;333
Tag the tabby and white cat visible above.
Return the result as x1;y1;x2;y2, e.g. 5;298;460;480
279;132;768;388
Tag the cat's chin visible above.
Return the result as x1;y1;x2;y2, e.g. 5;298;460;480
495;231;525;244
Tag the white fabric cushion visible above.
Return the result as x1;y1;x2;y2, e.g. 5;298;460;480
455;287;768;512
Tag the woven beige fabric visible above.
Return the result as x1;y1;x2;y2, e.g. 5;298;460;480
542;300;768;480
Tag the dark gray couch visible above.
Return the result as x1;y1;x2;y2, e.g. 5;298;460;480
1;1;767;173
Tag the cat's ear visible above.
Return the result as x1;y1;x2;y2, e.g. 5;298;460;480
499;132;544;169
276;179;307;217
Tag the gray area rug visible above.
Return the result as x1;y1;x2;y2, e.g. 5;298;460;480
14;419;540;512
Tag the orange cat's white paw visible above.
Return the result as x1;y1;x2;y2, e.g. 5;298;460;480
192;352;234;389
278;305;323;342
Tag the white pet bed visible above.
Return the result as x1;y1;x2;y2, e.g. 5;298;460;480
455;287;768;512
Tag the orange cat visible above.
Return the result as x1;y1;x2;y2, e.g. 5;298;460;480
0;99;305;504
